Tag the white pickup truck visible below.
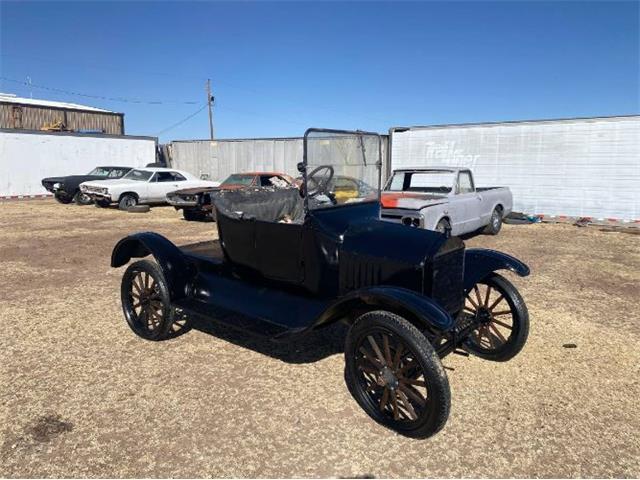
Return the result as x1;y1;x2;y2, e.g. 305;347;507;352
380;168;513;236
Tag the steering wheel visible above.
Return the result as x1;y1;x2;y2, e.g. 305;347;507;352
306;165;334;197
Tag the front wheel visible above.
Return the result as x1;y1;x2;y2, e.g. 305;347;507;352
94;198;111;208
74;190;93;205
54;192;73;204
183;208;207;221
118;194;138;211
121;260;176;340
344;311;451;438
463;273;529;361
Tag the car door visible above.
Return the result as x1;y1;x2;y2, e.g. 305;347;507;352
153;171;188;202
453;170;482;233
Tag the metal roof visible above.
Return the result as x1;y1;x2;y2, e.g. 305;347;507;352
0;93;115;113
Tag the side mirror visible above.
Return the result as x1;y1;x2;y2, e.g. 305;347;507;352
297;162;305;173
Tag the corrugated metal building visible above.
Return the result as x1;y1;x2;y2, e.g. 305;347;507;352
0;93;124;135
169;136;389;182
389;115;640;223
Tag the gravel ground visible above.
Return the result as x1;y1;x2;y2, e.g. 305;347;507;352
1;199;639;478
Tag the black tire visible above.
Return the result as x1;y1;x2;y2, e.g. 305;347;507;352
54;192;73;204
183;209;207;222
435;218;451;234
483;207;503;235
344;311;451;438
121;260;176;341
94;199;111;208
463;273;529;361
73;190;93;206
118;193;138;211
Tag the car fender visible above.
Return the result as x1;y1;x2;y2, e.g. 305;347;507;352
463;248;529;290
111;232;192;300
314;286;454;333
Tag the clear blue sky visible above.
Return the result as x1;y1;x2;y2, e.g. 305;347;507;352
1;1;638;141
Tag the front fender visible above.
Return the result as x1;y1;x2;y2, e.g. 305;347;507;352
463;248;529;290
111;232;192;300
314;286;454;333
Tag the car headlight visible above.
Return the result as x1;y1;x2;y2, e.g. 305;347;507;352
53;182;61;189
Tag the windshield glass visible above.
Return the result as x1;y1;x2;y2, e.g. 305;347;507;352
222;174;255;186
304;130;381;210
386;170;455;194
123;169;153;181
88;167;111;176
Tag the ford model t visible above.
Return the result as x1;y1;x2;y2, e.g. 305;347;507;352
111;129;529;438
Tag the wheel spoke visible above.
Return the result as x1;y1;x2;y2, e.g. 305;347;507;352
489;322;507;343
357;361;379;375
397;390;418;420
379;387;390;412
474;285;483;306
466;294;479;309
399;383;426;406
463;305;476;314
132;301;141;309
359;346;383;368
392;342;404;370
132;278;143;295
382;334;393;365
399;377;426;388
398;359;418;374
492;309;512;316
484;285;492;307
391;393;400;420
367;335;386;365
488;295;505;311
491;317;513;329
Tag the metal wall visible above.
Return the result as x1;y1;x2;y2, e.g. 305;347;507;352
0;102;124;135
170;136;388;183
0;129;156;198
390;116;640;222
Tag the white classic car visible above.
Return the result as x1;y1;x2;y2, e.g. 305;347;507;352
80;167;220;210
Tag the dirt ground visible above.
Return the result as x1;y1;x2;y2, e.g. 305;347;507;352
1;199;639;478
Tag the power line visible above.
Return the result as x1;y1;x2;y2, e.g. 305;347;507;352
0;76;199;105
155;104;208;136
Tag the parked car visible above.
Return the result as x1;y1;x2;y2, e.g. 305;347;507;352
42;166;133;205
111;129;530;438
80;167;219;210
166;172;295;221
381;168;513;236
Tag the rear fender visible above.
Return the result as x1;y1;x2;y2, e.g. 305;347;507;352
314;286;454;333
111;232;192;300
463;248;529;290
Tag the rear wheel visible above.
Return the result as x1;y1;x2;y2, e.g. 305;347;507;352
54;192;73;204
483;207;503;235
345;311;450;438
121;260;176;340
118;193;138;211
463;273;529;361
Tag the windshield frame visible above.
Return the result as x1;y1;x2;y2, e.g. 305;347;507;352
302;128;382;213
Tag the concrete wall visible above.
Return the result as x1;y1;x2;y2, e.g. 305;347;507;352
390;116;640;222
0;129;156;198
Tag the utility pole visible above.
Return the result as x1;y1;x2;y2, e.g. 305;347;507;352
206;79;215;140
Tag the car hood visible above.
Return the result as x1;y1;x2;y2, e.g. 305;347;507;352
43;175;105;184
381;192;448;210
81;178;141;188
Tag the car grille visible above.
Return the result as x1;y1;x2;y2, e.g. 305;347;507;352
83;185;106;194
430;246;465;314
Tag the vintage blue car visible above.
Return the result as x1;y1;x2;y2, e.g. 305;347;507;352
111;129;530;438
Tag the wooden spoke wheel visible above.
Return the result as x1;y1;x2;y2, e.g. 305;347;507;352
463;273;529;361
121;260;178;341
345;311;450;438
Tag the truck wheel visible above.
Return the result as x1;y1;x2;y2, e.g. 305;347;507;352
54;193;73;204
463;273;529;361
73;191;93;206
95;199;111;208
344;311;451;438
483;208;503;235
119;194;138;211
435;218;451;234
121;260;176;341
183;209;206;221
